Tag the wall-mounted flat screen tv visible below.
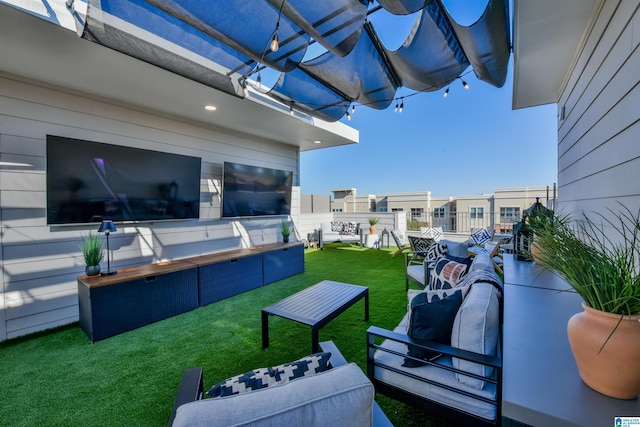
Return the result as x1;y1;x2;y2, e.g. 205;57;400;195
222;162;292;218
47;135;201;225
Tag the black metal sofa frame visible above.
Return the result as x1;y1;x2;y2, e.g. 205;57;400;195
366;290;504;427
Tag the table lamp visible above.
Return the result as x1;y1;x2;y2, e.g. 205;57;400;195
98;220;117;276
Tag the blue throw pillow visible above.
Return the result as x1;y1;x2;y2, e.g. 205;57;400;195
403;290;464;367
206;352;332;397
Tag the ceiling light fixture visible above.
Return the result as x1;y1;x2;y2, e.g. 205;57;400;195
313;140;322;144
204;105;217;111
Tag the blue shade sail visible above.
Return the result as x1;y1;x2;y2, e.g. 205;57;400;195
269;69;350;123
267;0;369;57
298;23;398;109
144;0;310;72
376;0;434;15
386;3;469;92
443;0;511;88
79;0;511;121
82;0;254;97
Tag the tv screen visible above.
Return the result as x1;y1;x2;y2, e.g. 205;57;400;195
222;162;292;218
46;135;201;224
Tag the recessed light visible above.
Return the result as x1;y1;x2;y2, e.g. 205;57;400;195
204;105;217;111
313;140;322;144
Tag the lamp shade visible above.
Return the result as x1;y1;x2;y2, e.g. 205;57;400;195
98;220;117;233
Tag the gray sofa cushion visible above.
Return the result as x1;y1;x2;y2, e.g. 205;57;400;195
374;318;498;421
451;282;500;389
173;363;374;427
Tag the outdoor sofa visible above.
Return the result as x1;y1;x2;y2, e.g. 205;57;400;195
318;221;363;248
367;251;503;426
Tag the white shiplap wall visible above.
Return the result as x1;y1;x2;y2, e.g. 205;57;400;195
0;73;300;341
557;1;640;221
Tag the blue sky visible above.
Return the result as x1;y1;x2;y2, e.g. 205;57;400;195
299;1;558;198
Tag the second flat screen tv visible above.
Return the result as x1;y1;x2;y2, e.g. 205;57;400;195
222;162;292;218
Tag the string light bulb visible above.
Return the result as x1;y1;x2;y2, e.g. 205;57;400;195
462;79;469;89
270;32;279;52
444;86;449;98
256;73;262;89
289;106;294;116
346;111;352;121
399;99;404;113
241;79;249;97
351;104;356;114
394;102;399;113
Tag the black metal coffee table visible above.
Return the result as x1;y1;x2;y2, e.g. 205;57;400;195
261;280;369;353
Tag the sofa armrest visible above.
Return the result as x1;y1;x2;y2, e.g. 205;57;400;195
367;326;501;370
168;367;203;427
320;340;349;367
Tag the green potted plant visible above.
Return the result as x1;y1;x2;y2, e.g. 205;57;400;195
280;219;291;243
80;231;104;276
529;205;640;399
368;217;379;234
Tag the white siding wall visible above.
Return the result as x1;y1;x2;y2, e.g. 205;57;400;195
557;1;640;222
0;74;300;341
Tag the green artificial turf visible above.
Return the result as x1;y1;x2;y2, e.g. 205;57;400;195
0;243;455;427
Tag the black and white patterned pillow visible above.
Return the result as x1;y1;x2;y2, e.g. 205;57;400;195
471;228;492;246
426;241;448;260
421;227;443;241
429;255;472;290
409;236;433;252
331;221;343;232
206;352;332;398
346;221;358;235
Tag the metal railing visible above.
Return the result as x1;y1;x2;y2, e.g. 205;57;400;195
407;211;522;235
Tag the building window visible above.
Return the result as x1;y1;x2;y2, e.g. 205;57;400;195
433;207;445;219
332;208;343;212
500;207;520;223
470;207;484;219
392;208;403;212
410;208;423;221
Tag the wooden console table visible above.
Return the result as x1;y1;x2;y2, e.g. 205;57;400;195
78;260;199;342
502;254;640;426
78;242;304;342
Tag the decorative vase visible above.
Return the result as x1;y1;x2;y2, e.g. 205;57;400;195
85;265;101;276
567;302;640;399
283;235;289;243
369;225;376;234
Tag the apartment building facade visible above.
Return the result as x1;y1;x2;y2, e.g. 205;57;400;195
315;185;556;234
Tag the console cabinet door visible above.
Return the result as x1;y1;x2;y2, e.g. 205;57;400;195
79;268;198;342
198;254;263;305
263;244;305;285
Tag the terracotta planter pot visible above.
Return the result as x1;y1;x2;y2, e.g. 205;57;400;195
567;302;640;399
369;225;376;234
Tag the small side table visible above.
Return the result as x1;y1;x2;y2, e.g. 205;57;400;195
364;233;378;248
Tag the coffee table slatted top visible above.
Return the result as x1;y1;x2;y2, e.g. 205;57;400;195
261;280;369;353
